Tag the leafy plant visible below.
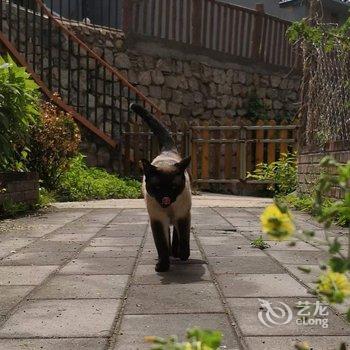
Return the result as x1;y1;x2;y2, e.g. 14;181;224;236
250;235;270;250
38;188;57;207
260;157;350;325
145;328;222;350
0;199;31;219
247;92;268;121
247;152;298;196
56;154;141;201
28;102;81;190
0;55;39;171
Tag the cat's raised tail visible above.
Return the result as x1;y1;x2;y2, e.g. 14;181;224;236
130;103;175;151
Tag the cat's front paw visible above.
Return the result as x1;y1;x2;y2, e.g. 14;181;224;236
155;260;170;272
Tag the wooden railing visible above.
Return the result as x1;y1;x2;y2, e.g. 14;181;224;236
190;120;298;184
119;118;298;181
126;0;299;70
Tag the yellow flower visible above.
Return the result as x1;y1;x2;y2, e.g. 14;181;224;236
260;204;295;241
317;270;350;303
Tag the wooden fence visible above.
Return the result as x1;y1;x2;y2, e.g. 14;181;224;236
120;119;298;183
190;120;298;184
125;0;299;69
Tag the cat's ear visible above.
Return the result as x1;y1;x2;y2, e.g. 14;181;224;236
175;156;191;172
140;159;156;175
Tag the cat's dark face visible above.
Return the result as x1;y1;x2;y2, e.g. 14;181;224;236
141;157;191;208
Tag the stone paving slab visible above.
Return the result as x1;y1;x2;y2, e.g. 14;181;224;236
114;314;239;350
0;338;108;350
0;200;349;350
245;336;350;350
23;240;83;253
227;297;350;336
0;299;121;338
0;286;33;315
59;257;135;275
31;275;129;299
0;251;74;266
133;264;211;285
90;237;142;246
0;266;57;285
78;245;141;258
267;250;330;265
208;256;285;274
125;283;224;314
217;274;310;298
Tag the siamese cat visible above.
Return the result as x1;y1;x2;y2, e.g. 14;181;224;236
130;103;192;272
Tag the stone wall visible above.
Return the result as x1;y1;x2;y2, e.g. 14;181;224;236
2;5;301;173
0;173;39;206
298;142;350;199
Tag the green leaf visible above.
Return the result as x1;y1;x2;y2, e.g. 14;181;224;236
328;257;350;273
329;238;341;254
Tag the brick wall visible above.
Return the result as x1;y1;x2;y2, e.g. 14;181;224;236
0;172;39;206
298;141;350;199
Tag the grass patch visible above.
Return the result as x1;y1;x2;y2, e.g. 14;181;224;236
55;155;142;202
250;235;270;250
282;193;348;227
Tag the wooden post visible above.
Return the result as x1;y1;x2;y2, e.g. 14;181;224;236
239;126;247;181
122;0;133;33
251;4;264;61
192;0;202;46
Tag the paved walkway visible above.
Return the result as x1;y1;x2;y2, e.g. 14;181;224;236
0;194;349;350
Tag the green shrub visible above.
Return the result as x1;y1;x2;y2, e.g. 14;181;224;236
247;152;298;196
56;154;141;201
146;328;222;350
28;102;81;189
38;188;57;207
0;199;30;218
0;55;39;171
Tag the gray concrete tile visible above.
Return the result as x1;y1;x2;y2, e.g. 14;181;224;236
0;286;33;315
23;240;83;253
198;235;250;246
268;250;330;265
90;237;142;246
208;256;285;274
0;299;120;338
0;266;57;285
99;224;147;237
217;274;310;298
134;263;210;284
227;297;350;336
59;258;135;275
0;251;74;266
203;245;266;257
245;336;350;350
46;233;96;242
0;338;107;350
139;250;203;264
283;264;322;284
267;241;319;251
79;246;140;258
0;224;60;239
31;275;129;299
0;238;35;254
114;314;239;350
125;284;223;314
